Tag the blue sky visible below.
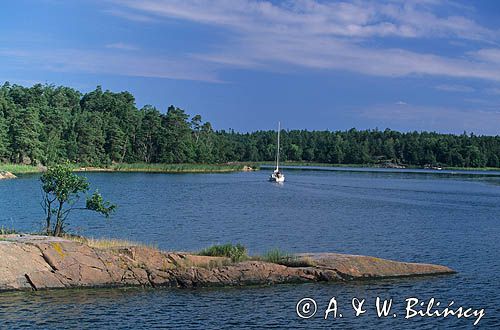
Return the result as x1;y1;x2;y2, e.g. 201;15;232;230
1;0;500;134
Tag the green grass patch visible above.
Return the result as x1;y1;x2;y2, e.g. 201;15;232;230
0;164;41;174
0;225;17;235
198;243;248;262
64;235;158;250
0;162;260;175
82;162;259;173
261;249;316;267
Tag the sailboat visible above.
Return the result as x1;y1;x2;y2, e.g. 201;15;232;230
269;122;285;183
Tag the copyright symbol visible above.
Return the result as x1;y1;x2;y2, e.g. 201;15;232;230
296;298;317;319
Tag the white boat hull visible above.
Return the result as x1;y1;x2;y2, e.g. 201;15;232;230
269;172;285;183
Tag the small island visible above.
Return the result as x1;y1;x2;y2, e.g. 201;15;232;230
0;234;454;292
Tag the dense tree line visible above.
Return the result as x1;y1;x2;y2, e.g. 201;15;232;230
0;83;498;168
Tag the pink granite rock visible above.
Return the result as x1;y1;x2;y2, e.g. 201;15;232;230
0;235;455;292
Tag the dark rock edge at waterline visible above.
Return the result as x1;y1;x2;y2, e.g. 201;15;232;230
0;235;455;292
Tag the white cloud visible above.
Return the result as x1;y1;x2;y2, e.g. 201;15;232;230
4;1;500;85
472;48;500;64
103;0;500;82
111;0;497;41
105;42;139;51
103;8;157;22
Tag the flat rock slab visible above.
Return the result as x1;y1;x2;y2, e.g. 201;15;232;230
300;253;454;279
0;171;16;180
0;235;455;292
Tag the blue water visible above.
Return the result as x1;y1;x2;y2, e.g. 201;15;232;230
0;169;499;329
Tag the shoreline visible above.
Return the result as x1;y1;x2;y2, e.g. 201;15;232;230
0;234;455;292
0;171;17;180
1;162;499;177
0;163;259;176
257;161;500;172
75;166;256;174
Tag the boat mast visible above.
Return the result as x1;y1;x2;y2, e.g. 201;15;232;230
276;121;280;172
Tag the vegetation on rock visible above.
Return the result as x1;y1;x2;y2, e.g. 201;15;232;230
198;244;316;267
262;249;316;267
198;243;248;262
0;225;17;235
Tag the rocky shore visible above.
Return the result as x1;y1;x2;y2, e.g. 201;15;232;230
0;171;16;180
0;235;455;292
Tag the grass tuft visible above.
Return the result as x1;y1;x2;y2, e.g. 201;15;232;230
0;226;17;235
198;243;248;262
0;164;40;174
110;163;257;173
64;235;156;250
0;162;259;175
261;249;316;267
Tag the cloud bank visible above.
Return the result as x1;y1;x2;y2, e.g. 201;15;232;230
106;0;500;81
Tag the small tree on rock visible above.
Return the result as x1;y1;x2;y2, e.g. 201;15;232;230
41;164;116;236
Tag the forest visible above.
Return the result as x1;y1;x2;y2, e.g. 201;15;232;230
0;82;499;168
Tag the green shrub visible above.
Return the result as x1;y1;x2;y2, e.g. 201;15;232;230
199;243;248;262
0;226;17;235
262;249;315;267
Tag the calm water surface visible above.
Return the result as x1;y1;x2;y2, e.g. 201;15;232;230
0;169;499;329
